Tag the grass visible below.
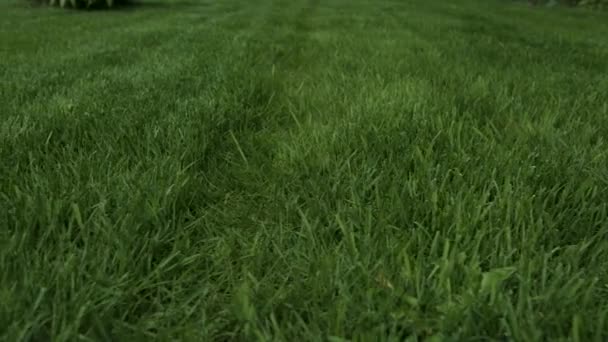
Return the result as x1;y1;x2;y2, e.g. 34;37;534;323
1;0;608;340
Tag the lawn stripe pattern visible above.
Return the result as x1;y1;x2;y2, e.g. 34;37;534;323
1;0;608;340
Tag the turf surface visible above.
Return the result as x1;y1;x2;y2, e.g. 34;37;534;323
1;0;608;340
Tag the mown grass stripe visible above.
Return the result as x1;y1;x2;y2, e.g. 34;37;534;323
1;0;608;340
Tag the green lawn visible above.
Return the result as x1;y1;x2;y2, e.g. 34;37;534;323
1;0;608;340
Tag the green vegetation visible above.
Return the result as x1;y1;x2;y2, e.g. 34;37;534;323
1;0;608;340
527;0;608;9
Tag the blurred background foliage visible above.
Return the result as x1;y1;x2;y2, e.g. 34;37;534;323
33;0;129;9
29;0;608;10
527;0;607;9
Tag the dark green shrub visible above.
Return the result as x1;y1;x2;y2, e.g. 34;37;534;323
577;0;608;9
